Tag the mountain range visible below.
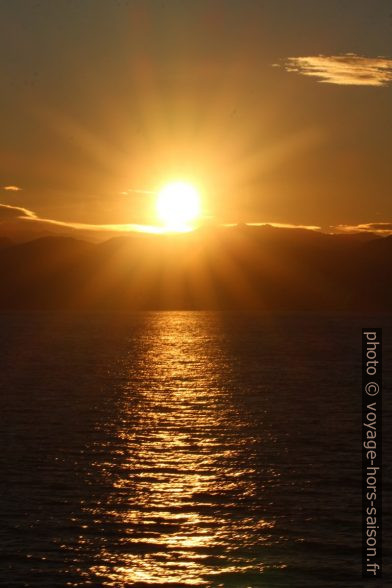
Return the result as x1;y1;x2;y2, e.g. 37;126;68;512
0;225;390;311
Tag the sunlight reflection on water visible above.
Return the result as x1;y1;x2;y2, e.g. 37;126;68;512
1;311;390;587
87;313;281;585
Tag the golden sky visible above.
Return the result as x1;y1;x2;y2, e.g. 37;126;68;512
0;0;391;236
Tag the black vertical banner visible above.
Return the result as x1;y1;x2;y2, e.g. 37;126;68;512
362;329;382;578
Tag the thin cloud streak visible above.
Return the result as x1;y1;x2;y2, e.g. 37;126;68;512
120;188;156;196
22;216;182;235
0;203;36;220
0;203;186;234
2;202;391;237
2;185;23;191
331;222;392;235
282;54;392;86
245;222;321;231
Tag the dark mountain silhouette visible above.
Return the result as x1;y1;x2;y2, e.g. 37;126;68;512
0;226;390;310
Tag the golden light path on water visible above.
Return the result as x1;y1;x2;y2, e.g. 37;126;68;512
84;313;285;586
0;312;374;586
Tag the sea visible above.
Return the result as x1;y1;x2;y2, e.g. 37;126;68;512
0;311;390;587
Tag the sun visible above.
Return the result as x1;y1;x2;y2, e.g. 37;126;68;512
156;181;201;231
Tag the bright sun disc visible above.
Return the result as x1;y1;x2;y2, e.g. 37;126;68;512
156;181;201;230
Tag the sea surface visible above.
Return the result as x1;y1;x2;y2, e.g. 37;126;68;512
0;312;391;587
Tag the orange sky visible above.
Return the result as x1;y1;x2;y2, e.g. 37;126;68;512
0;0;391;237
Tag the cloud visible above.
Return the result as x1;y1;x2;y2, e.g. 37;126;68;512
2;185;22;191
332;222;392;235
26;216;168;234
0;203;36;221
0;203;322;236
282;54;392;86
4;202;389;243
120;188;155;196
245;222;321;231
0;202;168;235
